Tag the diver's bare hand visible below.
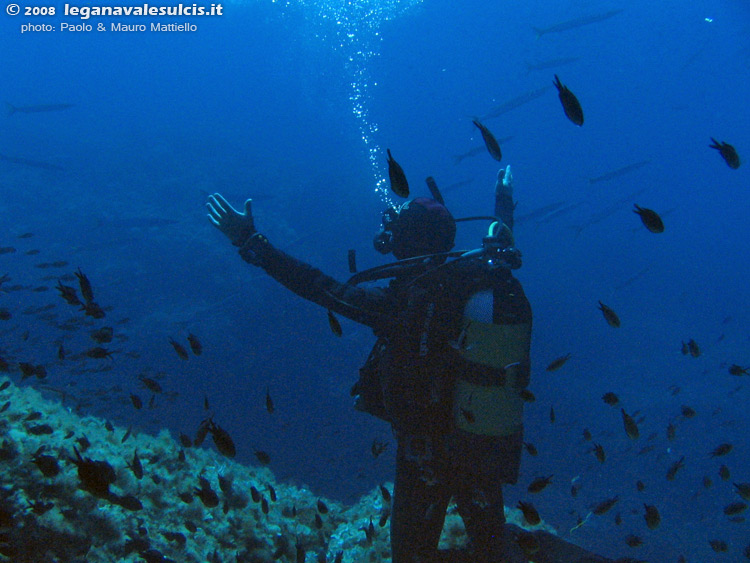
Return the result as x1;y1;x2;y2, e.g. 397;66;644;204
496;165;513;198
206;193;256;247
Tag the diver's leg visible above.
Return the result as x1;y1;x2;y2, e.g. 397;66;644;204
391;435;451;563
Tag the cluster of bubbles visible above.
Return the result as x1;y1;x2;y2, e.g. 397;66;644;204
267;0;424;202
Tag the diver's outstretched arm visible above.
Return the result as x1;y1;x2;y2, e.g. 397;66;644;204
494;165;515;231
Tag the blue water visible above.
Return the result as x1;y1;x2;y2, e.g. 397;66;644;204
2;0;749;560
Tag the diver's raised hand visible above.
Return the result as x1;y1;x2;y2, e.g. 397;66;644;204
206;193;256;247
496;165;513;198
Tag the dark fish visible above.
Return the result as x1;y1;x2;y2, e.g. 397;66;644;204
268;484;277;502
55;281;81;305
218;475;232;494
386;149;409;198
139;375;162;394
710;443;733;457
533;10;623;38
5;102;74;114
517;501;541;525
68;446;116;497
28;424;53;435
179;433;193;448
625;535;643;547
317;499;329;514
90;326;113;344
127;449;143;480
169;338;189;360
121;425;132;443
516;531;540;555
130;394;143;410
527;475;553;493
709;539;728;552
314;513;323;529
553;75;583;126
265;386;274;414
549;406;555;424
703;476;713;489
621;408;640;440
472;119;502;162
633;204;664;233
729;364;749;376
582;428;592;441
643;504;661;529
546;353;571;371
719;464;730;481
597;301;620;327
724;501;747;516
208;420;236;458
519;389;535;403
187;333;202;355
734;482;750;501
379;484;391;503
588;160;650;184
85;346;112;359
250;486;261;503
709;138;740;169
81;301;105;319
31;448;60;477
57;344;66;360
0;381;9;391
591;496;619;515
371;438;388;458
194;477;219;508
592;443;605;463
666;456;685;481
636;480;645;492
523;442;538;456
74;267;94;303
254;450;271;465
681;405;696;418
602;392;619;406
327;309;342;337
360;517;375;544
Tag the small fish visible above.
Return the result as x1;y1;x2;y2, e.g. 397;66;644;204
703;476;713;488
625;535;643;547
709;539;728;553
686;339;700;357
5;102;74;115
128;449;144;480
254;450;271;465
516;531;540;555
666;456;685;481
327;309;342;337
138;375;162;394
386;149;409;198
643;504;661;529
130;394;143;410
74;267;94;303
734;482;750;501
169;338;189;360
728;364;749;376
472;119;502;162
710;443;733;457
208;420;236;458
681;405;696;418
268;484;277;502
549;406;556;424
360;517;376;544
582;428;592;441
317;499;329;514
724;501;747;516
55;281;81;306
380;484;391;503
546;353;571;371
592;443;605;463
602;392;619;406
709;138;740;169
553;75;583;126
519;389;535;402
194;476;219;508
90;326;113;344
636;480;645;492
591;496;619;515
523;442;538;456
528;475;553;493
85;346;112;359
187;333;202;355
314;512;323;529
598;301;620;327
517;500;541;525
719;464;730;481
265;386;274;413
621;408;640;440
371;438;388;458
633;204;664;233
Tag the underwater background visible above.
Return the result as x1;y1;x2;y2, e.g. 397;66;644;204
1;0;749;560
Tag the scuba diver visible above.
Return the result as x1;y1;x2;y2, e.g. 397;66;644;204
207;166;613;563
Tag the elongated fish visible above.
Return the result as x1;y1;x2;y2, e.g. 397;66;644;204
6;102;74;115
524;57;580;73
588;160;651;184
481;86;553;121
0;153;63;171
533;10;623;38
